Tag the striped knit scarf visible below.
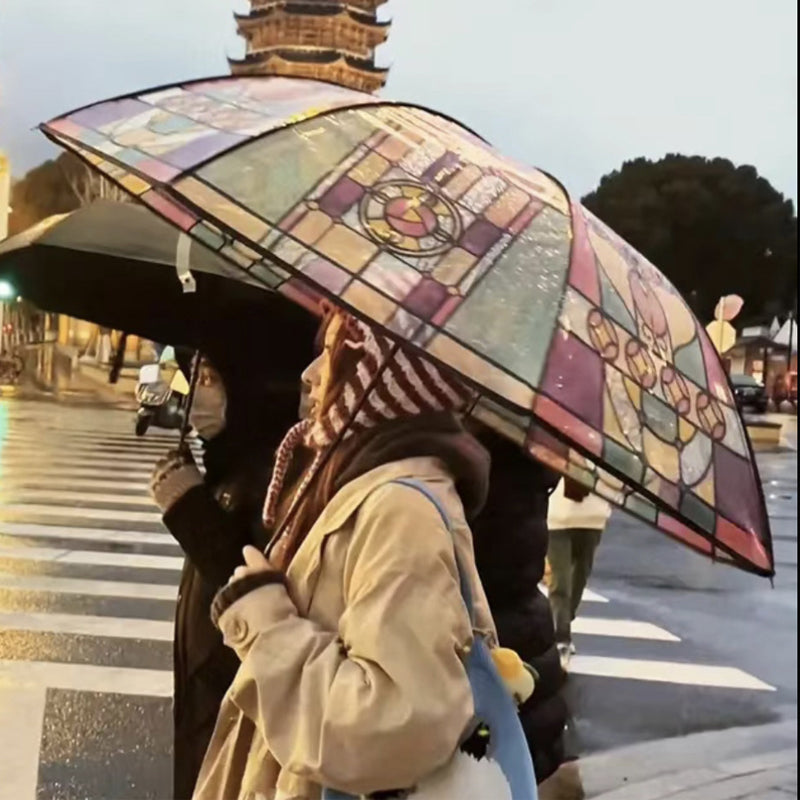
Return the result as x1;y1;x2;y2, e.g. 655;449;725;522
262;318;474;530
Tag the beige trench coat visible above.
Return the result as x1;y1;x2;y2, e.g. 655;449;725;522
193;456;496;800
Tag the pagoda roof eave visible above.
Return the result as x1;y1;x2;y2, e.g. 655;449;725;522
234;5;391;29
250;0;388;13
229;48;388;76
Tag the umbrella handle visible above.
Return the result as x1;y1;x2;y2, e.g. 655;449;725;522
178;350;201;454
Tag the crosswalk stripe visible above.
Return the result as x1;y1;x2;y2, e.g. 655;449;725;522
0;660;172;697
0;522;178;547
572;617;680;642
0;490;157;507
0;611;174;641
2;438;202;457
0;545;184;570
0;467;151;480
538;584;609;603
1;478;149;491
0;685;45;800
4;428;199;441
0;456;158;471
0;574;178;600
0;504;163;523
569;655;776;691
1;448;163;464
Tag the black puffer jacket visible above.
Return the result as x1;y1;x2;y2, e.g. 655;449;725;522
471;427;567;784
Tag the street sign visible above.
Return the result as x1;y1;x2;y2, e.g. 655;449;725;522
706;319;736;354
713;294;744;322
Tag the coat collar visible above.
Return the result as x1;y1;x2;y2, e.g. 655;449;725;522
286;457;453;598
313;456;452;535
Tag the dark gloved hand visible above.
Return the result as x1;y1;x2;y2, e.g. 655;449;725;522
150;448;204;513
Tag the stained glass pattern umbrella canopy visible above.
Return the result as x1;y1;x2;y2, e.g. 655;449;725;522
41;76;773;577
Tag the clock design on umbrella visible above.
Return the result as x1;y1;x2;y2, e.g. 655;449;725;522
360;180;462;258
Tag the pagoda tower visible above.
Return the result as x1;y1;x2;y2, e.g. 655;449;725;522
229;1;390;93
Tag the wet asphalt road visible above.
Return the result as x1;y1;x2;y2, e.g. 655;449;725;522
569;429;798;754
0;399;796;799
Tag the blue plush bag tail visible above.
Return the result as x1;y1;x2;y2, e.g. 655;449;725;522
323;479;538;800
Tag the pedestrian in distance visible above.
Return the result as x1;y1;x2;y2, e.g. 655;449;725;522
546;477;612;670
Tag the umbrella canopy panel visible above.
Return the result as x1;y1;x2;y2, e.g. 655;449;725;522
0;200;317;357
41;76;773;576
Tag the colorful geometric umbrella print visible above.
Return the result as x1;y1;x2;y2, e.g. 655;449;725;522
41;76;773;576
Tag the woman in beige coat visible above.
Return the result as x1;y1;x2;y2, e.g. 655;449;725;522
193;308;505;800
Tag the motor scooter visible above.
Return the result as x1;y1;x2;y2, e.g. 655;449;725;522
134;361;189;437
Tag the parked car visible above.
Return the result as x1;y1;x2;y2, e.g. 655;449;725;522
730;373;768;413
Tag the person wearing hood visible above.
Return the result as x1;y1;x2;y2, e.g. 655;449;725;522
469;425;569;785
149;318;315;800
191;306;536;800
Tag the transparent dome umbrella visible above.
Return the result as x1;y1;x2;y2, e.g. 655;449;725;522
41;75;773;576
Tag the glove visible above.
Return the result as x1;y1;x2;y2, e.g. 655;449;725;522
150;448;204;513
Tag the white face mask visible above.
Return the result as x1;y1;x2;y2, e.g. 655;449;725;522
190;381;227;440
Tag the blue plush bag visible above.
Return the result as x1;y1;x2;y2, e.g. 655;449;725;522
323;479;538;800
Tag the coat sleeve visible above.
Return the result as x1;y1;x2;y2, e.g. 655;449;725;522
217;483;475;796
163;485;252;587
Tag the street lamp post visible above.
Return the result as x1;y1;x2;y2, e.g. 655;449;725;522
0;280;15;353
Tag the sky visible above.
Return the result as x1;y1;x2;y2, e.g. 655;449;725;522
0;0;797;204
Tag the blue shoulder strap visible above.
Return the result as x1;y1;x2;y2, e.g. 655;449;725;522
324;478;538;800
391;478;475;623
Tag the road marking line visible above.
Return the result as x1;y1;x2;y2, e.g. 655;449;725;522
2;426;195;443
1;448;162;464
572;617;680;641
1;478;149;492
2;439;202;458
0;490;156;507
0;574;178;600
0;503;162;523
0;456;158;471
0;685;46;800
0;660;172;697
538;584;608;603
0;545;183;571
0;522;178;547
0;611;173;641
569;655;775;691
0;467;151;480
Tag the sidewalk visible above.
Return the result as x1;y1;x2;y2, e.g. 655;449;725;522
576;718;797;799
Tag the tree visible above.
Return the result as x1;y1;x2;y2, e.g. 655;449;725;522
582;155;798;324
7;153;130;362
8;153;126;236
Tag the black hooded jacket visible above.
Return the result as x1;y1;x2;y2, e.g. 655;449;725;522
470;426;568;784
164;326;315;800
